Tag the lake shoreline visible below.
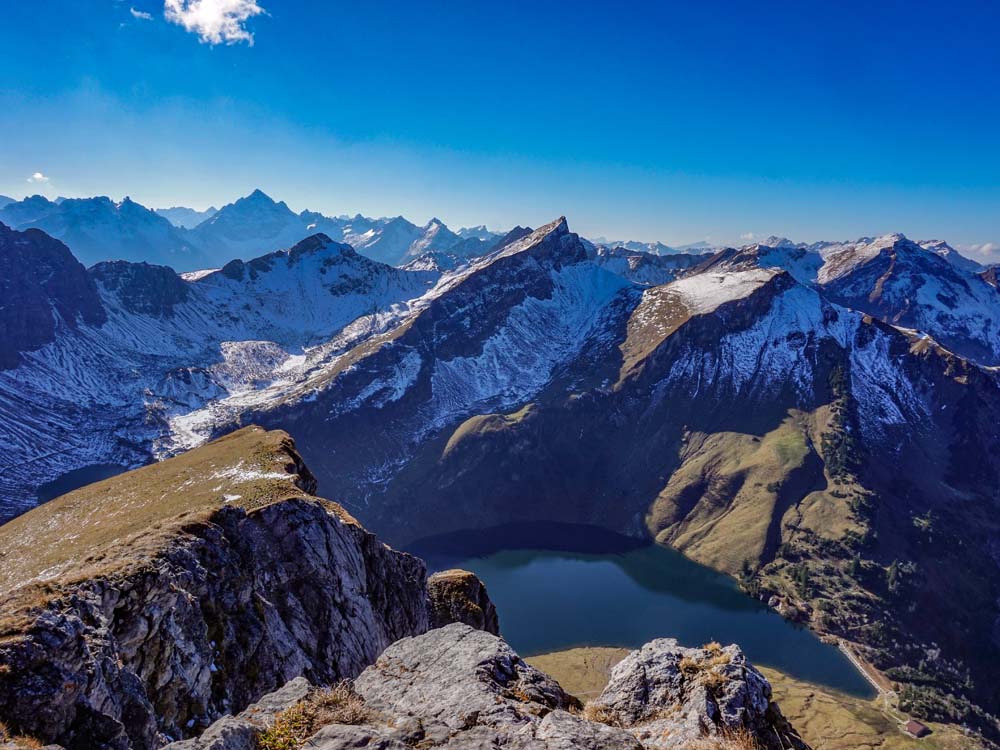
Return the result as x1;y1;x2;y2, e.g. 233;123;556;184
410;521;875;698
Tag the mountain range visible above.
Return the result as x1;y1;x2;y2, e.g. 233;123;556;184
0;190;508;272
2;203;1000;743
154;204;218;228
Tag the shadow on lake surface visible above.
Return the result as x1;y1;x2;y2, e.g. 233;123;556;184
412;522;874;699
36;463;128;504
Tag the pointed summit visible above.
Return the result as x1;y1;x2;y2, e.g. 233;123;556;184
489;216;581;265
245;188;274;202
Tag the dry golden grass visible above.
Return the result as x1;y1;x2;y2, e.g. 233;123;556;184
526;648;630;700
443;403;536;458
701;671;729;695
0;427;313;600
679;656;703;676
618;286;694;380
257;683;374;750
581;702;622;728
310;683;374;726
687;726;761;750
761;667;981;750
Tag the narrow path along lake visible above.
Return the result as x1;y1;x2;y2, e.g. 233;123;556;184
413;522;874;698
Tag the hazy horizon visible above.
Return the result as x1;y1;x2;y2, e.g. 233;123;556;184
2;0;998;258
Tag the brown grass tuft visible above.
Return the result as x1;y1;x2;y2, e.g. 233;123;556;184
581;702;623;728
257;683;374;750
687;726;762;750
310;683;373;726
706;651;732;668
10;736;45;750
702;671;729;695
680;656;703;675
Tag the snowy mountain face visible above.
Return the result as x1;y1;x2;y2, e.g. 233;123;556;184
0;190;499;273
592;238;678;255
405;218;462;258
4;215;1000;728
456;225;501;242
184;189;349;263
0;228;440;516
693;234;1000;365
0;195;205;269
591;245;710;286
6;218;1000;519
918;239;983;274
815;235;1000;364
154;205;219;228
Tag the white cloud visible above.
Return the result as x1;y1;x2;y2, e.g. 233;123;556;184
130;7;154;20
959;242;1000;261
739;232;756;241
164;0;265;46
27;172;50;184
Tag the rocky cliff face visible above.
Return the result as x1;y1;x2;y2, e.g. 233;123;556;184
0;222;106;369
0;428;483;750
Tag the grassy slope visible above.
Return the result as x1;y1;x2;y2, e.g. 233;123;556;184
0;426;327;597
647;409;863;576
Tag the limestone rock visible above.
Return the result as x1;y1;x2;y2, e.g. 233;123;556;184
589;638;807;749
427;569;500;635
342;624;642;749
164;627;809;750
161;677;310;750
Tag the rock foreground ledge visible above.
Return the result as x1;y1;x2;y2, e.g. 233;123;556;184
162;625;807;750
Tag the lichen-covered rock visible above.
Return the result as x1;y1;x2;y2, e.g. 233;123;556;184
165;628;808;750
427;568;500;635
354;624;574;725
588;638;807;749
208;624;643;749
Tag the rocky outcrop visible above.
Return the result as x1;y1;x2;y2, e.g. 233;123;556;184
90;261;189;316
160;677;311;750
166;626;804;750
427;569;500;635
180;624;643;750
0;221;106;368
0;428;495;750
588;638;806;749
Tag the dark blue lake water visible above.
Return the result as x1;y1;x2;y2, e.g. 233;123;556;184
414;523;874;698
36;463;128;504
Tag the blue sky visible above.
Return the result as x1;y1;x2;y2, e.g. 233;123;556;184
1;0;998;256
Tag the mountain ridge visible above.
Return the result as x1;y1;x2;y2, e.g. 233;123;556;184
2;213;1000;742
